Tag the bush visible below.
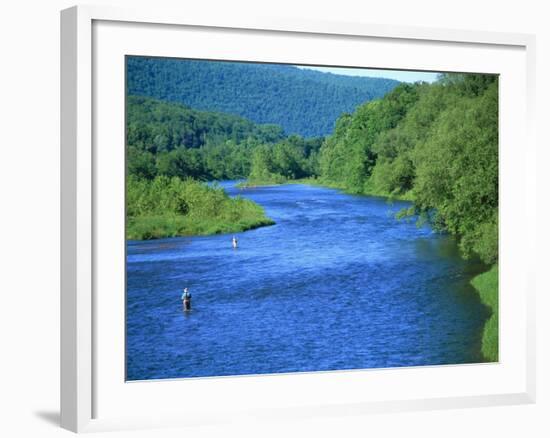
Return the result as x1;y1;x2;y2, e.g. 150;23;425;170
126;176;274;239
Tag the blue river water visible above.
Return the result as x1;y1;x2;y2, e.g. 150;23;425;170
126;182;488;380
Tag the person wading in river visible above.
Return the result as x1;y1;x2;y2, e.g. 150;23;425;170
232;236;238;249
181;287;192;312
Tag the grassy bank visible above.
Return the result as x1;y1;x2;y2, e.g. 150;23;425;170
237;174;288;188
127;214;274;240
471;265;499;362
293;177;414;200
243;176;415;202
127;176;274;240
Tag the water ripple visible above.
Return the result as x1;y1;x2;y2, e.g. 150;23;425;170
126;182;488;380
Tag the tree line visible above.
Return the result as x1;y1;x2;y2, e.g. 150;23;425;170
127;95;320;181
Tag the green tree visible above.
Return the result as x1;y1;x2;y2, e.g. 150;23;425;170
413;81;498;263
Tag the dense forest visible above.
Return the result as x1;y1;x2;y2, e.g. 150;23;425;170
127;57;399;137
127;95;320;182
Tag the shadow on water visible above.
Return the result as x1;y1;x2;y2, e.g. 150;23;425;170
414;234;461;259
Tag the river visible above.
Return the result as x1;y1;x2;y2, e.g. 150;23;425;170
126;182;488;380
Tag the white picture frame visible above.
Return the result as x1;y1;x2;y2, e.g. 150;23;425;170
60;4;536;433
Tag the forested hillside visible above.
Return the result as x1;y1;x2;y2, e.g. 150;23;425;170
126;57;399;137
127;95;320;182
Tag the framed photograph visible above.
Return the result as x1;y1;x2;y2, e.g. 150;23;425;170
61;5;536;433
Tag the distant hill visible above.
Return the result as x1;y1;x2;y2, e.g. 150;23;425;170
126;57;400;137
126;95;285;152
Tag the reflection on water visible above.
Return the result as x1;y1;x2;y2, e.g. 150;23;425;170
126;182;488;380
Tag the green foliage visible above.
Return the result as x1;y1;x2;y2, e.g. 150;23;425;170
127;176;274;240
127;147;157;180
318;74;498;264
439;73;498;97
318;84;420;192
127;57;399;137
155;148;206;180
127;96;322;182
126;95;270;181
127;95;284;153
471;265;499;362
246;137;321;185
369;83;454;195
413;81;498;264
247;146;286;184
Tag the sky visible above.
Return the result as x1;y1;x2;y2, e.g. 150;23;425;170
298;66;439;83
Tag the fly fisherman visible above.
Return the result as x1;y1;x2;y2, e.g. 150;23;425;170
181;287;192;312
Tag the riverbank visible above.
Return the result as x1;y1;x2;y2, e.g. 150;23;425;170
237;175;287;188
127;214;274;240
127;176;274;240
471;265;499;362
239;176;414;202
295;177;414;202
